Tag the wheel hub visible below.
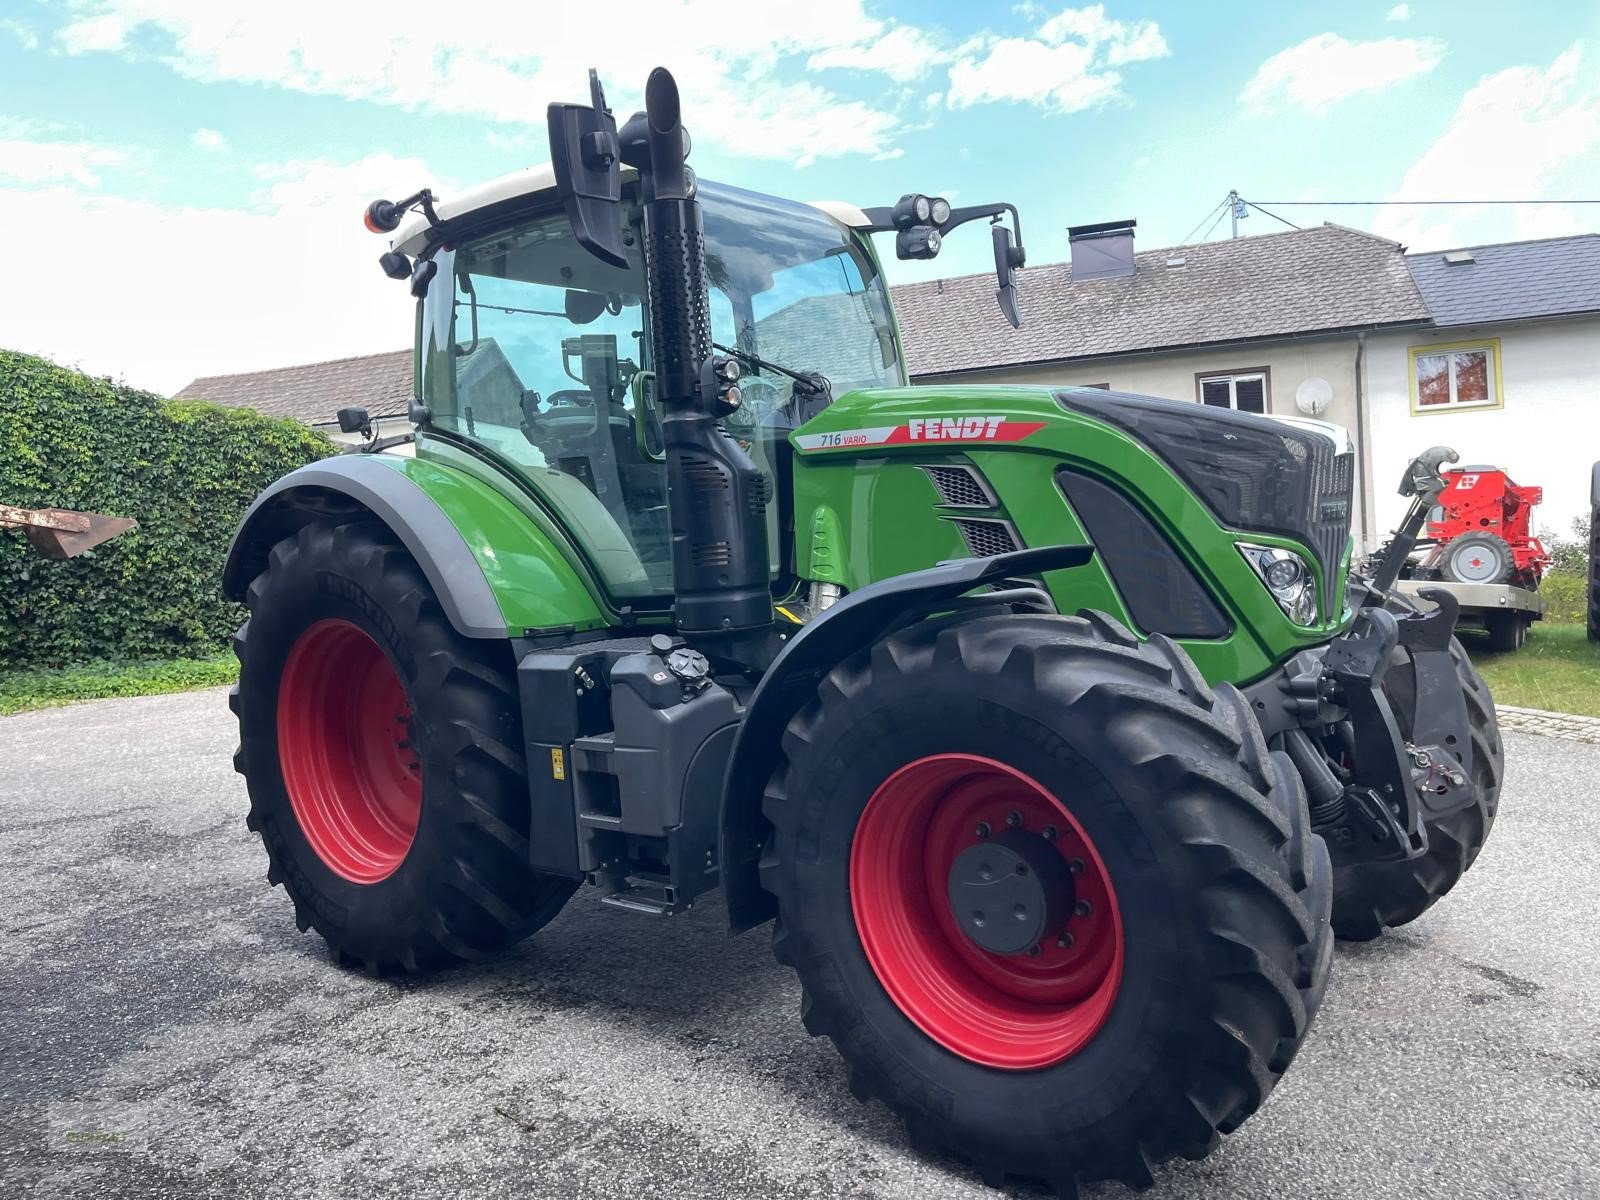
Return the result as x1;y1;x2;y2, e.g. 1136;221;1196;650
946;830;1076;955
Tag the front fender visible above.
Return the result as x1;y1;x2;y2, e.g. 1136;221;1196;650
223;455;609;639
718;543;1093;933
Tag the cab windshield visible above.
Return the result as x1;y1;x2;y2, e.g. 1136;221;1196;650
419;181;903;599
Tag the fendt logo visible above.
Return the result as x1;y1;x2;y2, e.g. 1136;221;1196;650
907;415;1007;440
793;415;1047;452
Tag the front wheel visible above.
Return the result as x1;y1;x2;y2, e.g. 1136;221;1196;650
761;613;1333;1193
1330;583;1504;940
231;518;576;972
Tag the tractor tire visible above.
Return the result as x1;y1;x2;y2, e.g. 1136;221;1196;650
1441;531;1515;586
231;519;576;973
760;611;1333;1194
1330;585;1504;941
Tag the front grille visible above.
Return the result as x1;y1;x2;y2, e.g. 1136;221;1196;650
1308;449;1354;616
947;517;1021;558
922;465;995;508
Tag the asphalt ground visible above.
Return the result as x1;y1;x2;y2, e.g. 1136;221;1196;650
2;687;1597;1200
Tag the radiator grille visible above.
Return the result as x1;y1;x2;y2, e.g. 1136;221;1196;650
948;518;1021;558
922;465;994;508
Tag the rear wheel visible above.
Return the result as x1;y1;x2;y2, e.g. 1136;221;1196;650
231;519;576;972
762;612;1332;1193
1484;610;1526;653
1330;584;1504;940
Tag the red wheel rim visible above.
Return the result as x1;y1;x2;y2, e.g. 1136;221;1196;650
850;754;1123;1070
276;619;422;884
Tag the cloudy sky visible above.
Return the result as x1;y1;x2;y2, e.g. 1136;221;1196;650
1;0;1597;394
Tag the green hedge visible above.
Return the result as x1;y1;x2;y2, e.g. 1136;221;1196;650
1;349;331;670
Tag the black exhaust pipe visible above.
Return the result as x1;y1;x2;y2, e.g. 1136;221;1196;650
629;69;772;642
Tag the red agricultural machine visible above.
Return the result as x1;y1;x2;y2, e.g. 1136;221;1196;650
1414;466;1549;590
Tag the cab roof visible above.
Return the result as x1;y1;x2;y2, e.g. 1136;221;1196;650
392;163;870;254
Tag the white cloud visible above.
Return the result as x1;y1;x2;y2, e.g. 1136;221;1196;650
947;4;1169;113
190;127;226;152
1240;33;1445;115
0;18;40;49
56;0;919;164
0;152;439;393
809;25;948;84
1386;4;1411;21
0;126;126;187
1374;45;1600;249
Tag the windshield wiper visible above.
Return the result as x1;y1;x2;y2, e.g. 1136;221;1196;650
712;342;831;399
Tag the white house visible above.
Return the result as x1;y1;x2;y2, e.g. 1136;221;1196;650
1365;234;1600;540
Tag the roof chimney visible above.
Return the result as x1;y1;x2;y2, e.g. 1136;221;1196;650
1068;219;1137;281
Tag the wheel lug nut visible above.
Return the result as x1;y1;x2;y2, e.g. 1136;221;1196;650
1006;811;1022;828
1068;858;1084;875
1074;899;1093;918
974;821;991;839
1042;825;1058;841
1026;944;1041;957
1057;932;1075;949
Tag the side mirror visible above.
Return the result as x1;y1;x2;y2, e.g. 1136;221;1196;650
548;70;628;268
993;224;1024;328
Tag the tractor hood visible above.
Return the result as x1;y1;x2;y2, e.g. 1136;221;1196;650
789;383;1356;621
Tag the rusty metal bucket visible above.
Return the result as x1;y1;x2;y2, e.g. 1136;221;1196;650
1;504;138;559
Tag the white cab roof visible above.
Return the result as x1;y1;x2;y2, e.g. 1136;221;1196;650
392;165;870;254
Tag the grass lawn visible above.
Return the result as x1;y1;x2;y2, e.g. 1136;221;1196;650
1468;623;1600;718
0;653;238;716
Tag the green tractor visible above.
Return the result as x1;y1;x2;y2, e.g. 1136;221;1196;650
226;67;1502;1193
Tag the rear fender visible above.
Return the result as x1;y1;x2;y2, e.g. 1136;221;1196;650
718;543;1093;933
223;455;609;638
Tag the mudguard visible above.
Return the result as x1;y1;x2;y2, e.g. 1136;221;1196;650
223;455;608;639
718;543;1094;933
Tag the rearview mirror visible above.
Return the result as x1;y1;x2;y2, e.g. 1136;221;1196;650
565;289;610;324
993;224;1024;328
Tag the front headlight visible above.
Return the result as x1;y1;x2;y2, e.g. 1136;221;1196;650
1239;543;1318;625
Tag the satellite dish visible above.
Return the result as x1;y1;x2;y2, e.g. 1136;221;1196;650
1296;376;1333;416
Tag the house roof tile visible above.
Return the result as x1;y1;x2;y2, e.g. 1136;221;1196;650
176;349;413;426
889;223;1432;378
1405;233;1600;328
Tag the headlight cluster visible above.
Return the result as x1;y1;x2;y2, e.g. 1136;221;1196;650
1238;543;1318;626
890;193;953;260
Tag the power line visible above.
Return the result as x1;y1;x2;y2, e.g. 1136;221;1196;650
1178;195;1229;246
1250;198;1600;207
1198;206;1229;243
1242;199;1299;231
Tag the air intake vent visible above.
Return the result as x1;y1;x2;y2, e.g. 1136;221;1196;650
921;465;995;508
948;517;1021;558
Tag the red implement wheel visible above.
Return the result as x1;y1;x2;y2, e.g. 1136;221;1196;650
850;755;1121;1069
277;619;422;884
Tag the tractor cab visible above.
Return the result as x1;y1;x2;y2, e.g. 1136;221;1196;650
396;172;903;603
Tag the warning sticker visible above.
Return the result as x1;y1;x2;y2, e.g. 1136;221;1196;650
793;415;1047;452
550;747;566;781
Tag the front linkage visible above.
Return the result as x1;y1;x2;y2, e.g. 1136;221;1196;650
1250;446;1476;869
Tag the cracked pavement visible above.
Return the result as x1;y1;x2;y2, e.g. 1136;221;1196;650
2;688;1597;1199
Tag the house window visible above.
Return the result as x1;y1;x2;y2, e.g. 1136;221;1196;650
1197;370;1268;413
1408;339;1502;413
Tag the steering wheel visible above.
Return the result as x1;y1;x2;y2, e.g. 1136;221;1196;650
727;375;785;430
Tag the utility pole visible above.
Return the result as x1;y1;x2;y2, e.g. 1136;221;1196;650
1229;189;1239;238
